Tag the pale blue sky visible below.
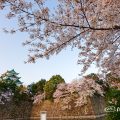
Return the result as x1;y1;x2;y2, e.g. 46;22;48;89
0;1;98;85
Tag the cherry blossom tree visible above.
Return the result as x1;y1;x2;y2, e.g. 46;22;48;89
0;0;120;76
53;77;106;109
33;76;107;108
33;93;45;104
0;90;13;104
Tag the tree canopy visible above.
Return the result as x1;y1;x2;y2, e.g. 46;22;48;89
0;0;120;76
28;79;46;95
44;75;65;100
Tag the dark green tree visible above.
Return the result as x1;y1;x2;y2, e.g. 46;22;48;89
105;88;120;120
0;69;22;93
28;79;46;95
105;75;120;120
44;75;65;100
0;70;24;103
0;69;32;103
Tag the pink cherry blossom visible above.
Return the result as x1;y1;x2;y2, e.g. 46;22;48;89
0;0;120;76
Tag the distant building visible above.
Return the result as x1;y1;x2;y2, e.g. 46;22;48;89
0;69;22;104
0;69;22;86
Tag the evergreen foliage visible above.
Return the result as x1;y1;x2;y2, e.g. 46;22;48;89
105;88;120;120
0;70;30;104
44;75;65;100
105;75;120;120
28;79;46;95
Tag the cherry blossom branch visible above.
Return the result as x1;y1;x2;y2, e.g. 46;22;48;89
5;0;120;32
1;0;120;76
79;0;91;28
44;29;90;56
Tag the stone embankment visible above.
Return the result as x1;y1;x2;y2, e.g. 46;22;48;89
0;95;106;120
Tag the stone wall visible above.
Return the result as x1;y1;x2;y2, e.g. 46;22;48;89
0;101;33;119
31;95;106;120
0;95;106;120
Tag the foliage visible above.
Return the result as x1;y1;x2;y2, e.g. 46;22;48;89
33;93;45;104
53;76;105;110
44;75;65;100
27;79;46;95
0;70;31;104
0;0;120;76
105;88;120;120
0;70;21;93
0;70;21;104
85;73;109;90
13;85;32;103
106;73;120;89
105;75;120;120
0;79;18;93
84;73;99;81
